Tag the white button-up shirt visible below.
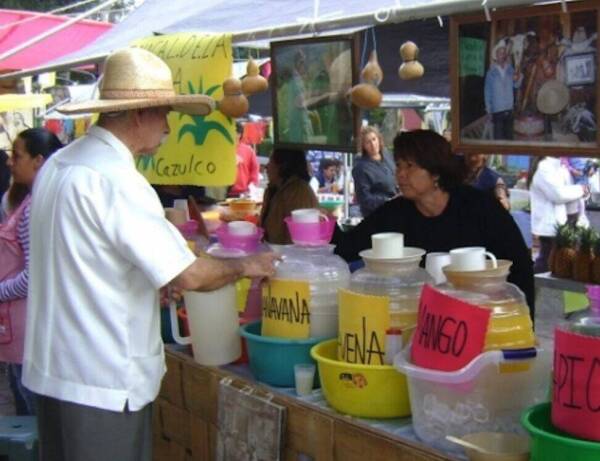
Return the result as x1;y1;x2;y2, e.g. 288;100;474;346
23;125;196;411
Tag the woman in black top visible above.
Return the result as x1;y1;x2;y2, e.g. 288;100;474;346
333;130;534;319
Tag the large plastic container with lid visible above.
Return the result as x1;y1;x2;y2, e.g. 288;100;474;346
263;244;350;338
438;260;535;350
565;284;600;337
338;233;432;364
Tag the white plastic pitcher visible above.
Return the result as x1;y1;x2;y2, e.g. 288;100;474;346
170;284;241;366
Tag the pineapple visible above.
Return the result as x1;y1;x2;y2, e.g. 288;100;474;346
574;227;598;283
548;224;567;274
552;224;578;279
592;239;600;284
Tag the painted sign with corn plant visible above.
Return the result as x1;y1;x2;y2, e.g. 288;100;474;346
133;32;235;186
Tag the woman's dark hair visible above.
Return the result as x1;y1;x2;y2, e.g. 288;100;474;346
7;128;62;210
270;147;310;182
393;129;465;191
17;128;63;160
0;150;9;199
527;156;544;189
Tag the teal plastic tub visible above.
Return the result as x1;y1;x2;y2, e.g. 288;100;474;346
522;403;600;460
240;321;326;387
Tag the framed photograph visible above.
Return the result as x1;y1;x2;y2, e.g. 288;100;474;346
270;34;359;152
565;53;596;86
450;1;599;155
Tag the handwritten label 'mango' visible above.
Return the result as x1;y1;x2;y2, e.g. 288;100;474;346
411;285;490;371
261;279;311;338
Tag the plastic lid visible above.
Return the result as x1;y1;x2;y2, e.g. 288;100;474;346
386;327;403;335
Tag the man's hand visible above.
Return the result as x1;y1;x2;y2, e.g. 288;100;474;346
240;252;280;278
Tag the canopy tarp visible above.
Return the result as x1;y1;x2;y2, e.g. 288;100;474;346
0;9;112;71
0;93;52;111
0;0;558;81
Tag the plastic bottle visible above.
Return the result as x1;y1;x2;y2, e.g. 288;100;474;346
568;285;600;337
384;327;403;365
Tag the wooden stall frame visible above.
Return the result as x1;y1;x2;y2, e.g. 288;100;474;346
450;0;600;156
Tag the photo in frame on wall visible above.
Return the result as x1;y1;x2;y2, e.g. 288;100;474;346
270;34;360;152
450;1;599;155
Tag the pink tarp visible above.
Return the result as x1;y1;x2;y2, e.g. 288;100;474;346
0;9;112;71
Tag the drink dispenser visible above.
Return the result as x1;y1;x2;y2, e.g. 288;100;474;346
438;259;535;350
261;214;350;338
339;232;432;364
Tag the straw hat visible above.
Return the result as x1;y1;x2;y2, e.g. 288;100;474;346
536;80;569;115
492;39;508;58
58;47;215;115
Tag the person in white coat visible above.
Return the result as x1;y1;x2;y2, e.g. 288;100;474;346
530;156;589;272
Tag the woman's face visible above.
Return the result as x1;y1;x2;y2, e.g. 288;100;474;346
7;137;42;187
395;158;438;201
362;132;380;159
266;157;280;185
464;153;486;172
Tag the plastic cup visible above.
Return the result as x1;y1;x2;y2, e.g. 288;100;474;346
228;220;256;236
449;246;497;271
425;252;451;284
291;208;326;223
294;363;316;396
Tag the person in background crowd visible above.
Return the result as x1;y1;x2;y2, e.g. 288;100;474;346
229;121;259;197
484;39;522;140
315;158;342;193
334;130;535;319
260;147;318;244
0;149;10;220
564;156;593;226
23;48;277;461
352;125;397;217
530;156;588;273
464;152;510;210
0;128;62;416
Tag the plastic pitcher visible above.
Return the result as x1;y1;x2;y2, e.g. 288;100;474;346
170;284;241;366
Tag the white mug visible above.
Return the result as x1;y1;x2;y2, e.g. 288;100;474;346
425;252;451;284
371;233;404;258
449;246;498;271
173;199;190;221
291;208;327;224
227;220;256;236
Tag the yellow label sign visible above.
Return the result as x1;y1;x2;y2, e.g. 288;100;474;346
132;33;236;186
262;279;311;338
338;289;390;365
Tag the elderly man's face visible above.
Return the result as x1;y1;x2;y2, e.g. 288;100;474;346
137;107;171;155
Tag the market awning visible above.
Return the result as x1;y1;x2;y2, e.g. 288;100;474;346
0;93;52;111
0;9;112;71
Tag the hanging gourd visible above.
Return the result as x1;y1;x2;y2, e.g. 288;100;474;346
241;57;269;96
398;41;424;80
349;51;383;109
218;77;249;118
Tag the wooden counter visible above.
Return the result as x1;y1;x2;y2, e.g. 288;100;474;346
153;346;458;461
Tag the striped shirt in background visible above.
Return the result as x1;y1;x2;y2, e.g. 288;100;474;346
0;201;30;301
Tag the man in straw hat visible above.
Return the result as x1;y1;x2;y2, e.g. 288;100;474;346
22;47;278;460
484;38;523;140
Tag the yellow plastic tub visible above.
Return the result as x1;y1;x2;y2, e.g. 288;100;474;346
311;339;410;418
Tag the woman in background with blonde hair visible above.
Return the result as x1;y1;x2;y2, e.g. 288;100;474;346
352;125;397;217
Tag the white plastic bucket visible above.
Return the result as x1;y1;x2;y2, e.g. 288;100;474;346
170;285;241;366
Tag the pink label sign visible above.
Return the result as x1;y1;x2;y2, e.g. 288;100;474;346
552;328;600;441
411;285;491;371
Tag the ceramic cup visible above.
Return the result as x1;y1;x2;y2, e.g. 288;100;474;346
371;232;404;258
165;207;187;226
294;363;316;396
227;220;256;236
173;199;190;221
425;252;451;284
291;208;327;224
449;246;498;271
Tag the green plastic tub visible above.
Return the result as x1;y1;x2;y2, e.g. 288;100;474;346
522;403;600;460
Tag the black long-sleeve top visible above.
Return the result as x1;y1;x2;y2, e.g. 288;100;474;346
333;185;535;319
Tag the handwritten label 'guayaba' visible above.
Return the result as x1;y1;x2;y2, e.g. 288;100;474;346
261;279;311;338
338;290;389;365
411;285;490;371
552;328;600;441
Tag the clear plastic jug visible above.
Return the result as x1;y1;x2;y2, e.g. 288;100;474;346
438;260;535;350
566;284;600;337
262;244;350;338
